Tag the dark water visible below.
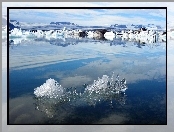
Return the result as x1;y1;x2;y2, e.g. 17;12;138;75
9;37;166;124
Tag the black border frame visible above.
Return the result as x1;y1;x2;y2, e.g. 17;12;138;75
7;6;167;125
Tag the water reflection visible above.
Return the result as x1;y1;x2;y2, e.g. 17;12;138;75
9;33;165;49
9;35;166;124
9;37;166;85
34;93;127;119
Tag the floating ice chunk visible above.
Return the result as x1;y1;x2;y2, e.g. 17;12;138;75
34;73;128;102
34;78;64;98
85;73;128;94
85;75;109;92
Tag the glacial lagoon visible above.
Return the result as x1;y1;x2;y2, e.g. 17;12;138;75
9;36;166;124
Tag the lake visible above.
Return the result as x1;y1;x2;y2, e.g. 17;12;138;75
8;36;166;124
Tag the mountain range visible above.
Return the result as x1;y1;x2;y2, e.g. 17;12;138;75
2;15;165;31
110;24;162;30
50;22;78;26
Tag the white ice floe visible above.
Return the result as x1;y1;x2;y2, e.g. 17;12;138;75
104;31;116;40
10;28;23;37
8;26;167;43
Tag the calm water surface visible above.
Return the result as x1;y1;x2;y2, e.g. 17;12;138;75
9;37;166;124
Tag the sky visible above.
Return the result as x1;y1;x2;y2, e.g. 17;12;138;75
8;8;166;27
1;2;174;132
7;8;166;27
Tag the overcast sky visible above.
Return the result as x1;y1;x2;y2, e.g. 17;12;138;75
8;8;166;26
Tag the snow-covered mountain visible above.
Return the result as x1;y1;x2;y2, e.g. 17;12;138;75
146;24;162;30
9;20;20;30
2;15;166;31
10;20;20;26
2;15;21;31
7;20;80;30
50;22;78;26
110;24;163;30
110;24;127;29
